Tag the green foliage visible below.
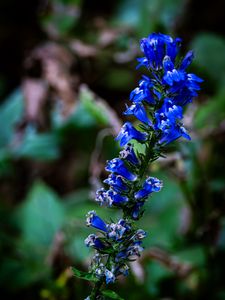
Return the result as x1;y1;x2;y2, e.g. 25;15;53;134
72;267;98;282
17;181;65;246
114;0;182;37
195;87;225;129
191;33;225;87
102;289;125;300
0;89;24;147
14;131;61;161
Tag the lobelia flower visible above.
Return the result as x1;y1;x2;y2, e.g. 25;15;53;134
105;189;129;207
80;32;203;299
105;158;137;181
85;234;105;250
130;75;155;104
124;103;152;126
86;211;107;232
135;177;163;199
103;174;129;192
119;144;140;166
116;122;148;147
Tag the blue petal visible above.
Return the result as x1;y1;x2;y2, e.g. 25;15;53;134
119;144;139;166
180;50;194;70
163;56;174;72
159;124;191;145
107;189;128;206
105;158;137;181
124;103;152;126
104;174;129;192
86;211;107;232
135;177;162;199
116;122;148;147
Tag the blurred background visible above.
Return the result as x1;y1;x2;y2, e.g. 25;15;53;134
0;0;225;299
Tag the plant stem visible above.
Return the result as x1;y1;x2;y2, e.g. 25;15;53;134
90;279;103;300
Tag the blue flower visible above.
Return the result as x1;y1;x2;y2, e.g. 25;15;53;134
138;33;182;70
130;76;155;104
106;189;129;206
154;98;189;144
132;229;147;240
95;263;106;278
139;34;165;70
86;211;107;232
135;177;162;199
107;220;128;241
119;144;139;166
105;158;137;181
154;99;183;130
163;56;186;86
131;201;145;220
116;264;129;277
124;103;152;126
95;188;108;206
104;174;129;192
159;124;191;145
116;122;148;147
85;234;105;250
186;73;203;92
105;269;116;284
126;241;144;259
180;50;194;71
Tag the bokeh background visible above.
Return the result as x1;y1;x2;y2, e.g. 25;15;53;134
0;0;225;299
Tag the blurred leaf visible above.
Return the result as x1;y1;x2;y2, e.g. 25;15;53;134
146;261;172;296
67;236;89;262
176;246;206;266
102;68;134;90
141;171;186;248
195;87;225;129
41;0;81;36
0;89;24;147
53;85;119;132
4;182;75;289
114;0;182;37
0;149;13;176
79;86;109;126
14;130;60;161
72;267;98;282
102;289;124;300
17;181;65;246
191;33;225;86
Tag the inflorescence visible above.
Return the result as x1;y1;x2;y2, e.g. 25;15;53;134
83;33;203;299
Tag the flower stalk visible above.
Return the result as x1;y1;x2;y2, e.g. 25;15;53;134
76;33;203;300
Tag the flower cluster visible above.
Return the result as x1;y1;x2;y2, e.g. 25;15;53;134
83;33;203;298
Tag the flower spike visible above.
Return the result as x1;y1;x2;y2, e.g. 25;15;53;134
78;33;203;299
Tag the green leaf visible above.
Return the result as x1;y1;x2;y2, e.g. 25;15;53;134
14;130;60;161
0;89;24;147
16;181;65;246
194;87;225;129
79;86;109;126
102;289;124;300
191;33;225;87
71;267;98;282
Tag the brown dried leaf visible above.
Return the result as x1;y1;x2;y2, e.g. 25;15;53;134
69;40;98;57
22;78;48;125
25;42;78;118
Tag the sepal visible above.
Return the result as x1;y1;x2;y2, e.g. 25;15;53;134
71;267;98;282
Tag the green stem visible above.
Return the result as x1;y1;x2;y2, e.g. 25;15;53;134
90;136;157;298
90;279;104;300
123;135;156;221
